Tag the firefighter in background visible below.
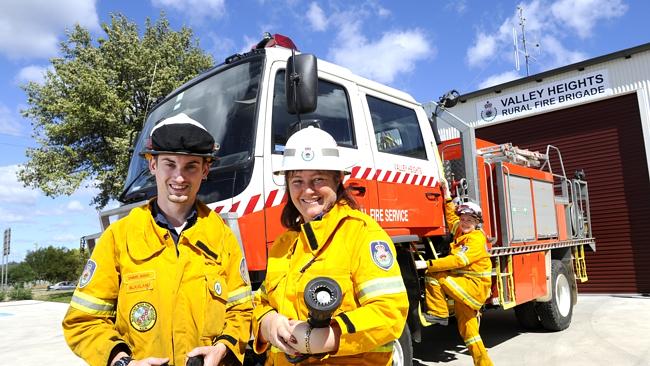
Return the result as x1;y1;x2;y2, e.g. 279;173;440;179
252;126;408;365
62;114;252;366
424;179;493;366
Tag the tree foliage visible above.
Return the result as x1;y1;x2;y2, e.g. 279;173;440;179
7;262;36;285
20;13;214;208
23;246;87;283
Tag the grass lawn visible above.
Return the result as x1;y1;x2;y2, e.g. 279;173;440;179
35;290;73;303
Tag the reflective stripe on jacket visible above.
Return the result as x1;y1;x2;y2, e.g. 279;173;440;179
252;203;408;365
62;200;252;366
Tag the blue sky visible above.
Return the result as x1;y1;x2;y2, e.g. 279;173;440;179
0;0;648;262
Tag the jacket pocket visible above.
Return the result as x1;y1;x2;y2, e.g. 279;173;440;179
203;273;228;337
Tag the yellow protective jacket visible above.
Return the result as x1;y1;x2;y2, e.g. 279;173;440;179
427;199;492;310
252;203;408;365
63;200;253;366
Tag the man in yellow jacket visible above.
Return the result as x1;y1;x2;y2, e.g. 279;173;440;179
425;180;493;366
63;113;252;366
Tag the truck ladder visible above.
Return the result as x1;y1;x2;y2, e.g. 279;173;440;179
494;255;516;309
490;238;595;257
478;143;548;168
572;245;588;282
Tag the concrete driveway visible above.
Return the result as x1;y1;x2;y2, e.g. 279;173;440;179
0;295;648;366
413;294;650;365
0;300;85;365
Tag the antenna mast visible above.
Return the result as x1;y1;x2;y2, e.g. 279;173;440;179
514;6;535;76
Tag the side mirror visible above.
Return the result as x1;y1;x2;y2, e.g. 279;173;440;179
286;53;318;114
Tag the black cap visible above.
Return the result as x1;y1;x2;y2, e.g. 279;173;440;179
140;113;216;159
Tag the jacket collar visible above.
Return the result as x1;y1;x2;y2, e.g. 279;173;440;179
126;199;220;262
299;202;351;253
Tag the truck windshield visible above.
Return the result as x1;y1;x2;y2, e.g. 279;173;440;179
121;57;263;203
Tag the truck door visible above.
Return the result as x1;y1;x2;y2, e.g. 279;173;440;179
263;63;379;244
359;90;446;237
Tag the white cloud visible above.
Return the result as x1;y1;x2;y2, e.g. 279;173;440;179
15;65;50;85
52;233;77;243
329;21;431;84
467;32;499;67
446;0;467;14
66;200;85;212
0;165;39;204
541;35;588;68
0;0;99;59
203;31;236;60
0;207;26;223
551;0;627;39
152;0;226;22
240;35;259;54
307;2;328;31
376;7;391;17
0;104;24;136
466;0;626;88
478;70;521;89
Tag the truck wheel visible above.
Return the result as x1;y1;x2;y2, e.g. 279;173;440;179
514;302;541;329
536;260;574;331
392;324;413;366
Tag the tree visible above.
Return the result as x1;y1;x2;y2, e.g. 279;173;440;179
7;262;36;285
23;246;86;283
20;13;214;208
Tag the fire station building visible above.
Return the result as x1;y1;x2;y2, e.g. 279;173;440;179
444;43;650;294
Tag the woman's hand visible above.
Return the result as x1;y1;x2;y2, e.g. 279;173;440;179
260;311;301;356
290;321;341;355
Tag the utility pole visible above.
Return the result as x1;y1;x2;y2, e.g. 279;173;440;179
2;228;10;289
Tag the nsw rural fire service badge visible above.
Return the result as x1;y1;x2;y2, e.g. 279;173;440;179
371;241;394;270
130;302;157;332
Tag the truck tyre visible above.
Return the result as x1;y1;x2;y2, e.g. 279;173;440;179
392;324;413;366
536;260;574;331
514;302;541;329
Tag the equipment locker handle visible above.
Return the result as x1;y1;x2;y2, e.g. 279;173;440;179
425;192;441;200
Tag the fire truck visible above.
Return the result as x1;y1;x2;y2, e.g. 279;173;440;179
82;34;595;365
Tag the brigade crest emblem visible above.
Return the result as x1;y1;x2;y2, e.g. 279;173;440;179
214;280;223;296
130;302;157;332
370;241;394;270
78;259;96;288
301;147;314;161
480;101;498;122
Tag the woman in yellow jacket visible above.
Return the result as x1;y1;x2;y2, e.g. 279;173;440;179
252;126;408;365
424;180;493;366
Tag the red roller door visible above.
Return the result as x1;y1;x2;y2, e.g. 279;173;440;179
476;93;650;293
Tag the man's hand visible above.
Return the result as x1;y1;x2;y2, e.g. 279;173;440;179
260;311;301;356
440;178;451;199
129;358;170;366
187;343;227;366
110;351;169;366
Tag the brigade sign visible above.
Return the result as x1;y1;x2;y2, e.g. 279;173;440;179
475;69;611;124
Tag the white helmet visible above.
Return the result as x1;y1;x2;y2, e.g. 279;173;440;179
456;201;483;223
274;126;352;175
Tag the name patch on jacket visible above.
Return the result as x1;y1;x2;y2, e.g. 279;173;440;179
370;241;394;270
125;271;155;293
130;302;157;332
79;259;97;288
